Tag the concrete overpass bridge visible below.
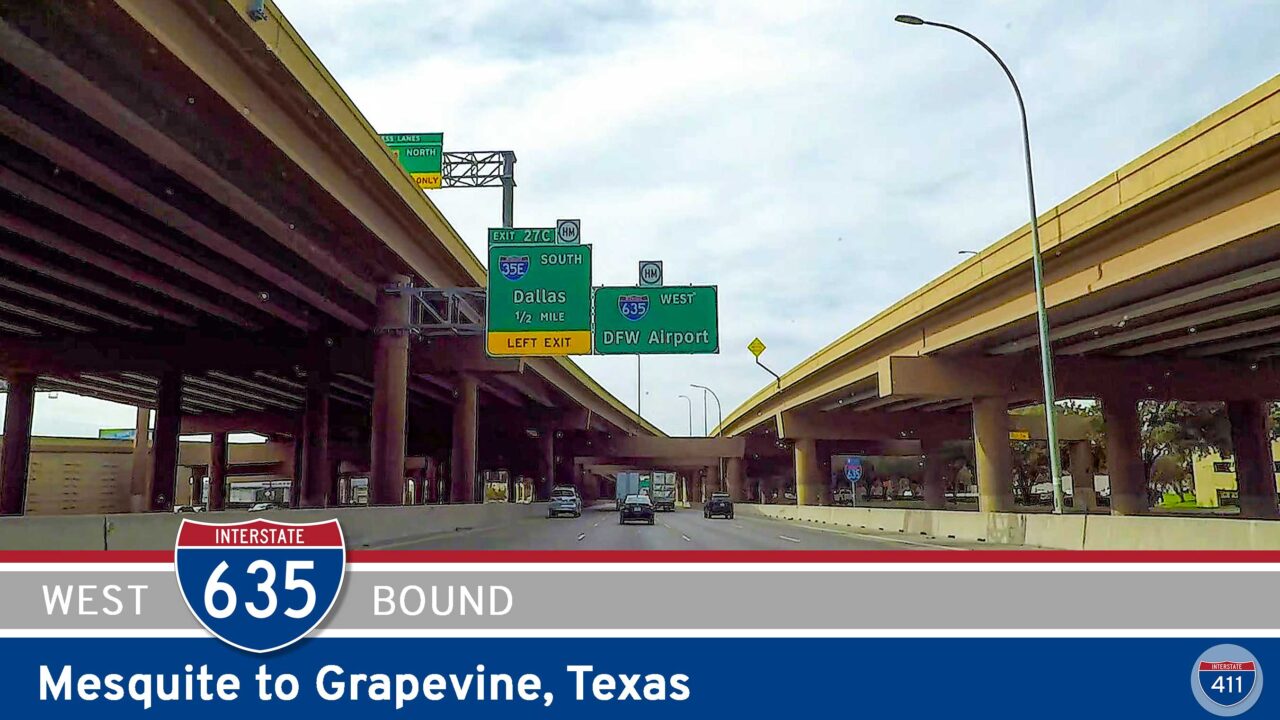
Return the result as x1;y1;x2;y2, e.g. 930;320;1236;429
0;0;661;516
722;74;1280;521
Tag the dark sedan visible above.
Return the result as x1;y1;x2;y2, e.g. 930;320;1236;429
703;492;734;519
619;494;655;525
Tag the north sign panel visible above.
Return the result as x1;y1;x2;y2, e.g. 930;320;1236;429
487;244;592;356
593;286;718;355
380;133;443;189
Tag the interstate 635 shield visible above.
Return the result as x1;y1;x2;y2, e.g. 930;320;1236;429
619;294;649;321
175;519;345;653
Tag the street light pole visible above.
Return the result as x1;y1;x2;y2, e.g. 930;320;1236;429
691;384;723;438
636;355;641;416
678;394;693;437
697;388;708;437
690;384;724;491
894;14;1065;513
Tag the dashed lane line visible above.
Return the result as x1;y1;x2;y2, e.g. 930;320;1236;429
778;535;801;543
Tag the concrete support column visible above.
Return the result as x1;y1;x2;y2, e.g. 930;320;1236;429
1069;440;1097;512
0;372;36;515
450;374;479;504
725;457;745;501
685;473;700;505
921;438;946;510
208;432;227;511
300;371;330;508
329;458;344;506
539;431;555;500
794;438;822;506
705;464;721;494
370;275;411;505
289;426;303;508
190;466;205;505
972;396;1014;513
1227;400;1279;519
149;370;182;512
128;406;151;512
1102;395;1146;516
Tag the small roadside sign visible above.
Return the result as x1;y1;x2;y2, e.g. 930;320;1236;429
747;338;766;357
638;260;663;287
1009;430;1032;441
555;219;581;245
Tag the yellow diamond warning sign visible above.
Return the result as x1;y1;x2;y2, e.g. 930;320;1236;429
747;337;766;358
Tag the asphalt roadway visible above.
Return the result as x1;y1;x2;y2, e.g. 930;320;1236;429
379;503;992;551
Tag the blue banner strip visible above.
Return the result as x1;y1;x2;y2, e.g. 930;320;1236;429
3;638;1272;718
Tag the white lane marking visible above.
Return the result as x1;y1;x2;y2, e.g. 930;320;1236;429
733;524;744;529
593;522;599;528
576;533;586;542
778;535;801;543
681;534;692;542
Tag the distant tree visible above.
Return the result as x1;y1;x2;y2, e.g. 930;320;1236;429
1010;440;1048;503
1138;401;1231;505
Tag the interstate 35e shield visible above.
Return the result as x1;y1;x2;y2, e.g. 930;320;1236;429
175;518;345;653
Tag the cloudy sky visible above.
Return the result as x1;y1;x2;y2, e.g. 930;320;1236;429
4;0;1277;438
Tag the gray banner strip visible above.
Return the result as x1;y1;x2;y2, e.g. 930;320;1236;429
1;569;1276;630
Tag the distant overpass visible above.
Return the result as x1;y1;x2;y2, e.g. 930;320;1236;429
0;0;662;516
722;74;1280;520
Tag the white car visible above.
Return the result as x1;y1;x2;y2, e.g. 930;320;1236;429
247;503;274;512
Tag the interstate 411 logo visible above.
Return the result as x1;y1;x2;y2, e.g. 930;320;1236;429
1192;644;1263;716
175;519;346;653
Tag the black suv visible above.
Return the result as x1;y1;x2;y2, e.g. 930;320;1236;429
703;492;734;519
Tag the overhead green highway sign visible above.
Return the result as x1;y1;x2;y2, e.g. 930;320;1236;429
593;286;719;355
380;132;443;189
487;244;593;356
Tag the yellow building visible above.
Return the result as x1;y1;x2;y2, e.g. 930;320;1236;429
1193;441;1280;508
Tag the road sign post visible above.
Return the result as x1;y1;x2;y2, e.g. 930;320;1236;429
380;133;443;190
487;237;592;356
749;337;782;389
593;286;718;355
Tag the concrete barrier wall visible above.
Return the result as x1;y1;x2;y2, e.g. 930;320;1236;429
0;503;548;551
1080;514;1280;551
739;504;1280;550
0;514;107;550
